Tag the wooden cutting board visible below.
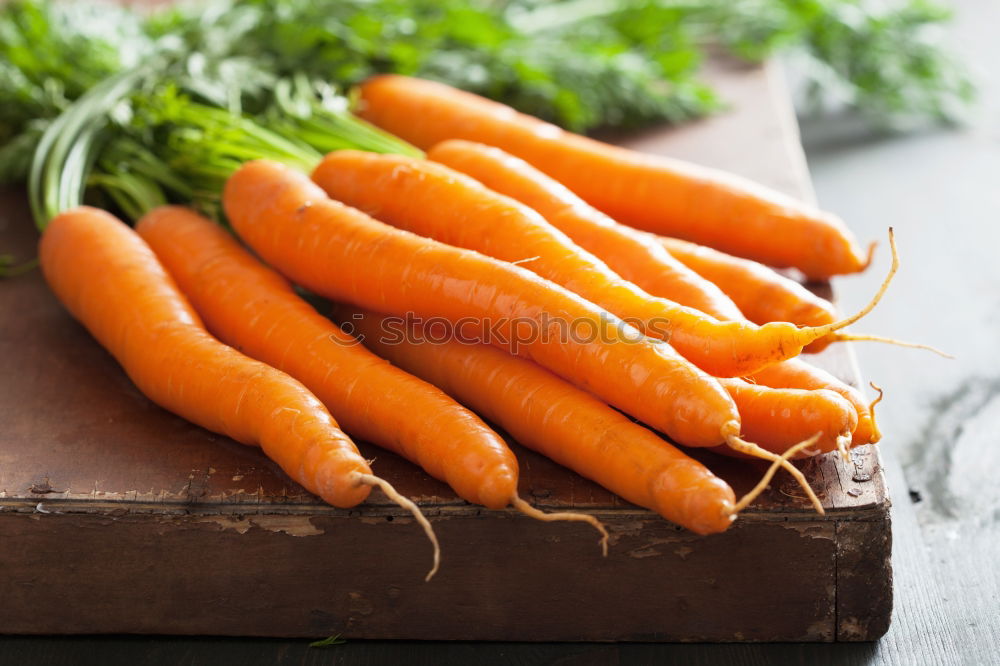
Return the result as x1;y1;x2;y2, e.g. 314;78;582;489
0;60;891;642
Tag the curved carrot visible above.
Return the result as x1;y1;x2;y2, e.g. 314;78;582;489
750;359;881;446
311;150;896;379
718;379;855;457
135;205;516;511
427;139;743;321
659;236;836;328
138;206;607;552
39;207;372;508
39;206;451;579
337;306;739;534
356;74;872;279
223;160;729;446
659;236;838;353
40;208;448;578
225;160;824;513
661;236;949;359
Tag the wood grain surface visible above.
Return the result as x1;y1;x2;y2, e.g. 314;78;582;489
0;59;891;642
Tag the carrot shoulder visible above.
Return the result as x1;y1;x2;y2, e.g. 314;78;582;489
338;306;737;535
39;206;371;509
136;205;518;510
356;74;871;280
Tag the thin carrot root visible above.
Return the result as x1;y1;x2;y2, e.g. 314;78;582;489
831;333;954;359
859;239;878;272
722;421;824;515
731;433;823;514
800;228;899;344
511;495;610;556
835;431;852;463
356;473;441;582
867;382;885;444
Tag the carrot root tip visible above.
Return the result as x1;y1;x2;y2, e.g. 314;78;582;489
356;474;441;582
860;239;878;272
867;382;885;444
511;495;609;556
804;228;899;344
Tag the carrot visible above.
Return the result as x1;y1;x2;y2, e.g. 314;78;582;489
136;206;508;507
718;379;855;457
659;236;951;357
659;236;836;332
137;205;607;549
337;306;741;534
427;140;743;321
356;74;872;280
311;150;897;379
39;206;441;578
223;160;822;511
423;140;867;452
750;359;881;447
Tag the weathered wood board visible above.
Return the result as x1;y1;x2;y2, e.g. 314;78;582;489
0;60;891;641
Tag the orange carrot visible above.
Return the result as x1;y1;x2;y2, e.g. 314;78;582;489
137;206;608;553
718;379;855;457
427;139;743;321
136;206;515;510
339;306;740;533
311;150;896;379
223;160;726;446
750;359;881;446
417;141;878;449
39;207;372;508
224;160;821;510
40;208;447;579
660;237;836;327
356;74;872;280
658;236;948;359
658;237;838;352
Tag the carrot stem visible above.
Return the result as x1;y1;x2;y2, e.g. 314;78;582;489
356;473;441;582
510;496;609;556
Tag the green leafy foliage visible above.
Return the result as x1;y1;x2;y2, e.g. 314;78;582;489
1;0;971;139
0;0;152;143
0;0;974;194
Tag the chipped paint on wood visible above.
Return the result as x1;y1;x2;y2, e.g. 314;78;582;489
195;514;325;537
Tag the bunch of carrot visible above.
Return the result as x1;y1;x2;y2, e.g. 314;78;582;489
36;74;911;579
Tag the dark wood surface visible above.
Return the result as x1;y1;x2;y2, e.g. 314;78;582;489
0;58;892;648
